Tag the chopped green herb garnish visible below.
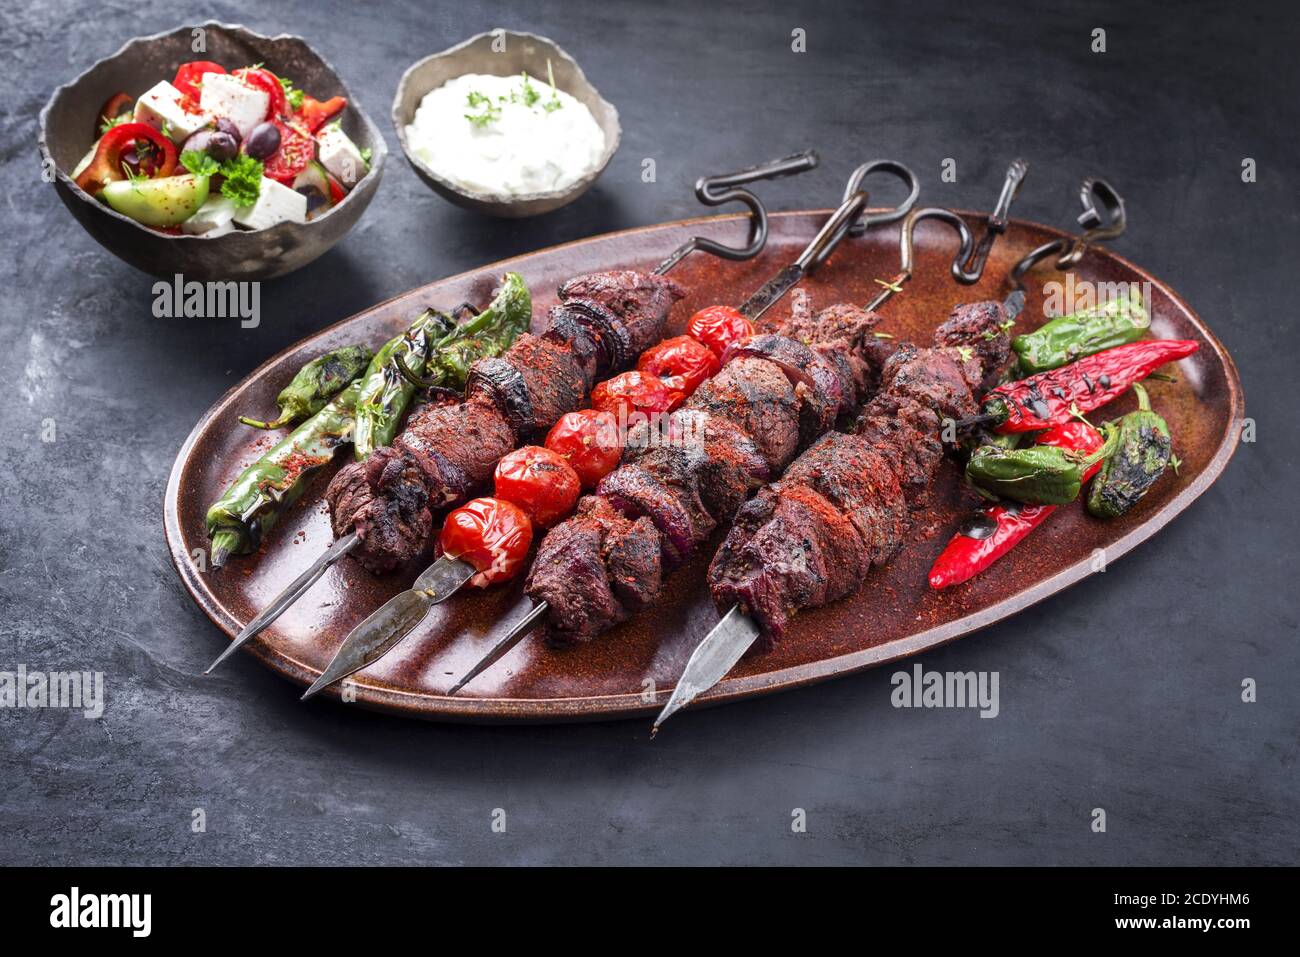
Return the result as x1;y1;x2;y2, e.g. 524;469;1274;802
544;59;562;112
359;146;372;166
464;90;501;127
180;150;220;178
99;113;131;136
278;76;305;110
218;153;263;206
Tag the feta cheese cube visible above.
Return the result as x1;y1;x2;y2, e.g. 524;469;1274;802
199;73;271;140
133;81;211;144
233;178;308;230
181;195;238;235
317;125;367;188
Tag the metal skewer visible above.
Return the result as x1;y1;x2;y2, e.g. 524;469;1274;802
652;162;1036;732
446;162;927;696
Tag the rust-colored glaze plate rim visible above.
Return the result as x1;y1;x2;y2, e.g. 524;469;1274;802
165;210;1244;723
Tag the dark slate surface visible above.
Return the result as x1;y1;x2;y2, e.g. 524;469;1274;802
2;0;1296;865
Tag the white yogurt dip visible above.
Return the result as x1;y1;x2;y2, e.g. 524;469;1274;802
406;72;607;196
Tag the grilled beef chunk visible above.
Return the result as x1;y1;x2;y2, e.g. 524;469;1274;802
528;298;886;644
330;270;684;571
707;300;1015;638
525;497;660;645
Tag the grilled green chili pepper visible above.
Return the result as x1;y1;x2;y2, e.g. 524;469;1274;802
239;344;374;430
967;425;1118;505
1086;383;1172;519
353;272;531;457
208;379;363;562
351;310;447;459
1012;291;1150;374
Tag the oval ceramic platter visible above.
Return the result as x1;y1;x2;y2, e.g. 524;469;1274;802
165;210;1243;722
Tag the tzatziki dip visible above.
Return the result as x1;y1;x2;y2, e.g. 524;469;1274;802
406;71;606;196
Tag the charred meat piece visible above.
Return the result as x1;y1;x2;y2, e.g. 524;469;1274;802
558;270;686;360
688;357;802;471
707;301;1015;637
467;334;589;438
525;497;660;645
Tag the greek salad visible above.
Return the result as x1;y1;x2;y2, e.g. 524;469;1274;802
72;60;372;235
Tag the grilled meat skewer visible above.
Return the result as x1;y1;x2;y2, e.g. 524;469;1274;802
650;297;1015;728
326;271;685;572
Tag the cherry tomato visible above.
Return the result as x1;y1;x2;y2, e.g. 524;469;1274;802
637;335;721;398
687;305;756;358
233;67;287;120
545;409;622;489
494;446;582;528
172;61;226;103
438;497;534;588
262;118;314;184
590;370;681;420
74;122;177;195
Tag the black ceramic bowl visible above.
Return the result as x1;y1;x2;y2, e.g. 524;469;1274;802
38;22;386;281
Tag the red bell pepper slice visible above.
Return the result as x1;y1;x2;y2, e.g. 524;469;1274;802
295;94;347;133
74;122;177;195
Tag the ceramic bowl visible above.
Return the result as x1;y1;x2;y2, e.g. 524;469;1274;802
38;21;386;281
392;30;620;218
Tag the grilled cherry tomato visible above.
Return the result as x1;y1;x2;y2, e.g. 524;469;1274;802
233;66;287;119
172;61;226;102
263;117;315;184
494;446;582;528
438;497;534;588
687;305;755;359
637;335;720;398
296;94;347;133
545;409;622;489
74;122;177;195
95;92;133;136
590;370;681;420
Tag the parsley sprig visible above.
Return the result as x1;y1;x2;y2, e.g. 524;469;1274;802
464;65;564;128
180;149;263;206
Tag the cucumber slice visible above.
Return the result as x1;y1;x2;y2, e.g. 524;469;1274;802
292;161;335;220
102;174;210;227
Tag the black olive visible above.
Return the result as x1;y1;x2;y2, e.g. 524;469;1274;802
182;129;239;163
244;122;281;160
214;117;242;145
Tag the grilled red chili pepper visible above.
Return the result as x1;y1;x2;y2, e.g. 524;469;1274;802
929;420;1106;589
980;339;1199;433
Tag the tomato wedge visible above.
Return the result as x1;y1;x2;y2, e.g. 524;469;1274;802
173;61;226;102
233;67;287;120
74;122;177;195
438;498;534;588
295;94;347;133
263;118;314;185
